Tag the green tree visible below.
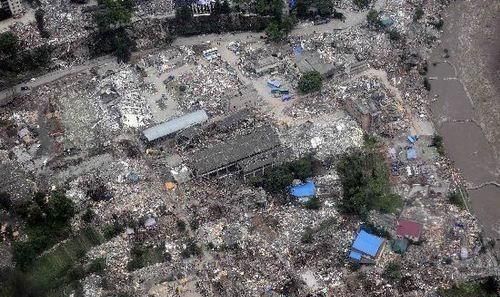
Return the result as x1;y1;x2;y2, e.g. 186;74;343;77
298;71;323;93
353;0;371;9
0;31;19;58
383;262;402;282
175;5;193;23
256;0;283;18
316;0;333;17
366;9;380;27
265;21;284;42
336;150;402;218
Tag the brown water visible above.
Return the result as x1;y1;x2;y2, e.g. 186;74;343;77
428;1;500;249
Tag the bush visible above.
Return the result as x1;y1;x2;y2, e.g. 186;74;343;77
298;71;323;94
432;19;444;30
87;258;106;275
127;245;165;271
366;9;381;27
448;191;465;209
102;222;124;240
181;239;202;258
336;149;402;218
438;279;498;297
252;156;314;194
82;208;95;223
413;7;424;21
35;9;50;38
0;191;12;210
353;0;371;9
383;262;402;282
304;196;321;210
0;31;19;58
176;220;187;232
431;134;444;155
300;227;314;243
388;30;401;41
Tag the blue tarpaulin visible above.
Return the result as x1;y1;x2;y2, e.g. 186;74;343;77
293;45;303;57
352;230;384;257
407;135;418;143
407;147;417;160
290;181;316;198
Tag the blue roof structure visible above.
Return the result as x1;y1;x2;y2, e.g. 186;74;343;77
349;251;362;261
407;147;417;160
293;45;303;57
290;181;316;198
352;230;384;257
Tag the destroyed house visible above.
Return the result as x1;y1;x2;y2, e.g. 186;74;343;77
189;125;284;178
344;96;380;132
349;230;385;264
296;52;336;78
396;219;423;242
142;110;208;142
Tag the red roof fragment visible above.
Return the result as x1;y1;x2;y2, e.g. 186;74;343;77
396;219;423;240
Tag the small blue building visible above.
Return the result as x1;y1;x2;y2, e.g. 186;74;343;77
349;230;386;264
290;181;316;203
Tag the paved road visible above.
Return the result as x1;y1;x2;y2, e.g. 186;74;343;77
0;0;386;105
0;55;115;106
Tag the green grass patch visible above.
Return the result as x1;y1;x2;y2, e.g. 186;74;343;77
127;244;165;271
28;227;104;292
438;278;498;297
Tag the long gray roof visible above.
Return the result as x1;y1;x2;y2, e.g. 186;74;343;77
142;110;209;142
189;125;281;175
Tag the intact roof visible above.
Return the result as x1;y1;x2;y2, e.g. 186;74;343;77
290;181;316;197
352;230;384;257
396;220;423;239
142;110;208;142
189;125;280;175
239;146;289;173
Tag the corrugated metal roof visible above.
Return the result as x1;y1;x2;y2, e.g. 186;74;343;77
142;110;208;142
189;125;280;175
352;230;384;257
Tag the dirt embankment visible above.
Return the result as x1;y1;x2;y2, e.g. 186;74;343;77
440;0;500;160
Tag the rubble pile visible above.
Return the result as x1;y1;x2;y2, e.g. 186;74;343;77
135;0;174;17
280;112;364;160
177;60;244;115
95;64;152;128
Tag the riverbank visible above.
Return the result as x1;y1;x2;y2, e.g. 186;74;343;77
428;0;500;254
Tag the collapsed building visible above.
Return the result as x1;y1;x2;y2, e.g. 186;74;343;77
188;125;288;179
0;0;22;19
296;51;336;78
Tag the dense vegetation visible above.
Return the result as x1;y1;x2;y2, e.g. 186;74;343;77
298;71;323;94
127;244;167;271
438;278;498;297
12;191;75;270
0;31;52;88
336;137;402;218
92;0;135;62
252;155;315;194
294;0;334;18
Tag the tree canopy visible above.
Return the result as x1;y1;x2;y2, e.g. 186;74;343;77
336;146;402;218
298;71;323;93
